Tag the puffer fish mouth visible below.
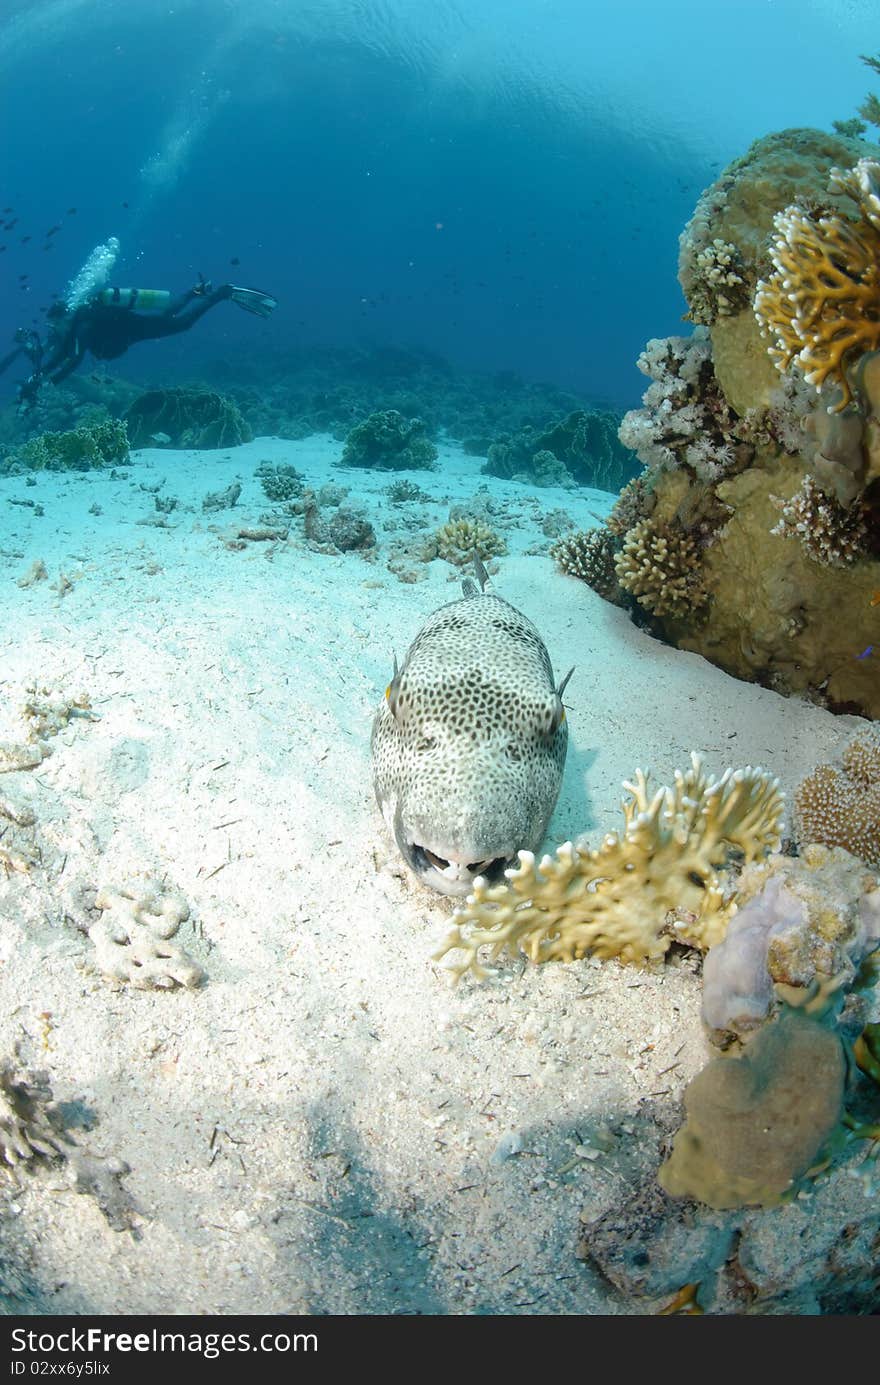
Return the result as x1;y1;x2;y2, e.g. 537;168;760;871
406;842;512;897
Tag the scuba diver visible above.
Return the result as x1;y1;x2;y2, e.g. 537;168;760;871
0;326;43;382
17;277;277;410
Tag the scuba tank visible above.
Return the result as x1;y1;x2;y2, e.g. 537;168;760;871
97;287;171;312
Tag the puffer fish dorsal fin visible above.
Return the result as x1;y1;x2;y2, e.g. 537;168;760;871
461;553;492;599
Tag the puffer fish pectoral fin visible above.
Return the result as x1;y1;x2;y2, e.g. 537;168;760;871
557;666;575;699
550;666;575;731
386;651;403;719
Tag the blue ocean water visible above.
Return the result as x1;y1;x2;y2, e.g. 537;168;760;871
1;0;879;1325
0;0;871;406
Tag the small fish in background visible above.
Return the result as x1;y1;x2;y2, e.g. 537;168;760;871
121;201;129;208
2;206;12;213
20;234;31;243
45;224;61;236
871;590;880;607
229;256;240;265
42;243;54;251
856;646;874;660
0;246;6;253
67;207;77;215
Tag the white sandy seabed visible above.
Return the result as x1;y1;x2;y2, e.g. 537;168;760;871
0;434;866;1316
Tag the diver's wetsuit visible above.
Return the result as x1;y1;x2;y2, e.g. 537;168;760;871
40;282;234;385
0;329;43;378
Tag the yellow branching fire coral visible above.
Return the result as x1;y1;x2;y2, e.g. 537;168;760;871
434;755;784;981
795;724;880;867
754;157;880;410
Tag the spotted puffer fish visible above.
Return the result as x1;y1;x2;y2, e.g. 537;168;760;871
371;559;573;896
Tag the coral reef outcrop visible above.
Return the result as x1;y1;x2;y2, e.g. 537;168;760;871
483;408;634;491
1;418;129;475
126;387;252;450
588;129;880;719
339;409;437;470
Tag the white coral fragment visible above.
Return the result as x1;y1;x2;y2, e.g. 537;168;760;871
20;684;100;742
89;878;204;990
0;741;47;774
0;1056;137;1230
0;1059;68;1168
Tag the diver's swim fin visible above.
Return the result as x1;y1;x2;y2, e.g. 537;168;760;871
229;285;278;318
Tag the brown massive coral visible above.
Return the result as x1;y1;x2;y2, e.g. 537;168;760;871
753;158;880;410
658;998;847;1210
